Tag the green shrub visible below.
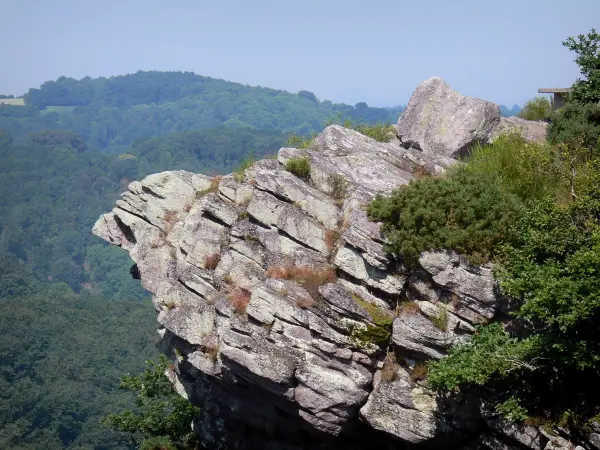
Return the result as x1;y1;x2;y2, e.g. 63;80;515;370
562;29;600;104
368;169;524;266
496;396;529;422
431;305;448;331
429;176;600;423
427;323;542;392
102;356;199;449
547;101;600;152
285;157;311;180
465;133;569;202
498;192;600;356
423;28;600;430
233;156;256;183
352;122;396;142
140;436;177;450
518;96;553;121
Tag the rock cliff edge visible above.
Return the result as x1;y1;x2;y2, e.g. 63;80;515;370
93;78;554;449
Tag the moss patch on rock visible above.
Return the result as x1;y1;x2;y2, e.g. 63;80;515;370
351;294;394;348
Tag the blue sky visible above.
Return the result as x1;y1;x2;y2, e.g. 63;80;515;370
1;0;598;106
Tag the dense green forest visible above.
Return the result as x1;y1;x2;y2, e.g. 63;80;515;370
0;253;158;449
370;29;600;432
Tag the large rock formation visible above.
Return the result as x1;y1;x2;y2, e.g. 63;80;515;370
94;79;569;449
396;77;547;158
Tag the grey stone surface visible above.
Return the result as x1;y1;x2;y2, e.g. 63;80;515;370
491;116;548;143
485;415;545;449
396;77;501;158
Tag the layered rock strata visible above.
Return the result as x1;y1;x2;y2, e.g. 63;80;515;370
94;79;568;449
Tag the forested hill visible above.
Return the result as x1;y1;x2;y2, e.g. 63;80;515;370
0;71;404;153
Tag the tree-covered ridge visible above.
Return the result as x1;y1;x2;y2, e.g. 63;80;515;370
370;29;600;431
0;71;403;153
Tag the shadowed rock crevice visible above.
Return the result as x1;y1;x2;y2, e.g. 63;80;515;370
113;213;137;244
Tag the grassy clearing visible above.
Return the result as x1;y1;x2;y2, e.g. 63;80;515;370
0;98;25;106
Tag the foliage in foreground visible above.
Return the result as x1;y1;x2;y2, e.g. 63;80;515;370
518;96;553;122
103;356;200;450
428;187;600;423
547;101;600;151
547;28;600;152
368;132;574;267
464;132;569;202
427;323;542;392
370;48;600;423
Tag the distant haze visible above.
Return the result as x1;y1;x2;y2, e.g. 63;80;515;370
1;0;598;106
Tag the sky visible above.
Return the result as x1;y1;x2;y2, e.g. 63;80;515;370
0;0;598;107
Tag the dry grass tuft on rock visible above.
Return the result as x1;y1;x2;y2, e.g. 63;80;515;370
295;296;315;309
163;298;179;310
396;301;420;317
203;345;219;363
380;351;400;382
183;200;194;212
196;176;222;198
150;232;168;249
324;229;341;252
233;157;256;183
328;173;348;201
228;286;251;315
163;210;180;233
410;362;429;382
265;263;336;300
204;252;221;270
413;164;435;180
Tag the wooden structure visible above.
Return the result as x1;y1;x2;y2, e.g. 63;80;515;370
538;88;571;110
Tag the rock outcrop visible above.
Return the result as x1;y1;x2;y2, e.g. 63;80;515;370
396;77;547;158
491;116;548;143
93;79;564;449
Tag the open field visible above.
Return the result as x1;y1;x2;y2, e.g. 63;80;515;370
41;105;76;114
0;98;25;106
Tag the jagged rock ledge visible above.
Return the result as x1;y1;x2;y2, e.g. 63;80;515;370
93;78;559;450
